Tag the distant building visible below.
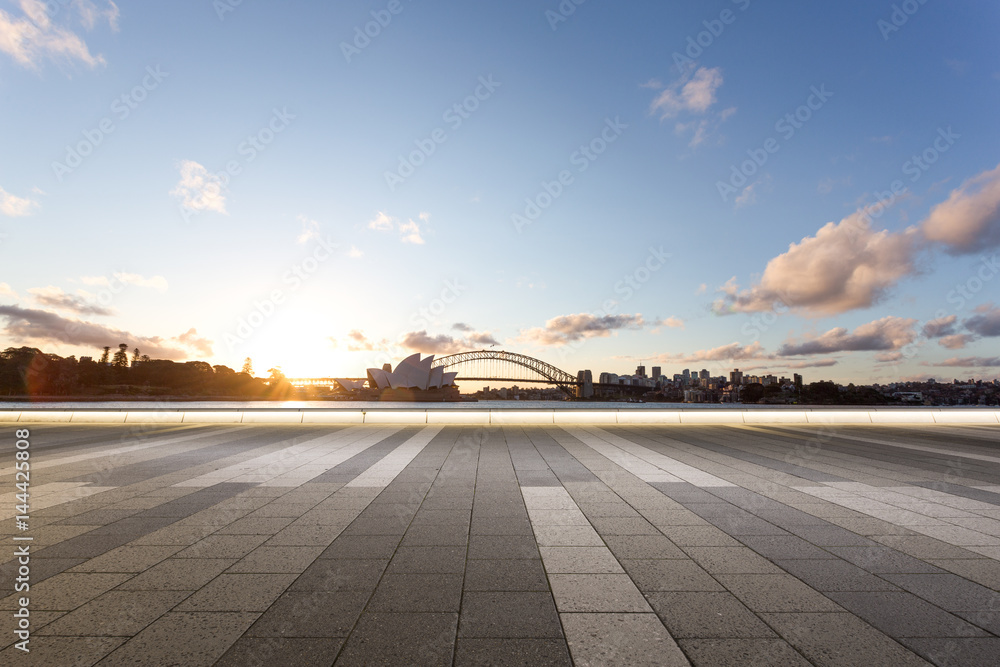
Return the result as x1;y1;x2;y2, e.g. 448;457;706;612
730;369;743;386
652;366;661;381
636;365;646;378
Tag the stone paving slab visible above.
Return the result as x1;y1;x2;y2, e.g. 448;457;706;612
3;423;1000;665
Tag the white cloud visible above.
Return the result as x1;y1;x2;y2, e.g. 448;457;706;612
650;66;724;118
0;304;212;360
348;246;364;258
734;175;771;209
400;329;500;354
518;313;646;346
0;0;109;70
0;186;40;216
296;216;321;244
398;219;425;245
932;356;1000;368
713;210;920;316
28;285;112;316
921;163;1000;254
964;303;1000;337
660;317;685;329
939;334;974;349
777;316;917;356
0;283;17;299
649;66;733;149
72;0;119;32
368;211;394;231
369;211;426;244
662;341;769;363
170;160;227;215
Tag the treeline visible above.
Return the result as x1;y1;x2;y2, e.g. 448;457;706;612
0;345;293;399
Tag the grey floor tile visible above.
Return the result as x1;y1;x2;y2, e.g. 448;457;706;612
775;559;901;592
36;590;190;636
459;592;563;638
175;573;297;612
247;591;369;637
900;637;1000;667
367;573;463;612
387;546;468;574
561;612;689;667
677;638;812;666
468;534;538;559
828;591;990;638
760;611;931;666
717;573;842;613
290;558;388;592
319;535;401;560
335;612;458;666
215;637;345;667
464;558;550;591
0;636;125;666
549;574;650;612
96;611;258;666
621;559;725;592
603;535;687;560
648;591;776;638
454;638;572;666
826;546;945;574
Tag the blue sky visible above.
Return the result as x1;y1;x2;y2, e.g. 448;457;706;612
1;0;999;383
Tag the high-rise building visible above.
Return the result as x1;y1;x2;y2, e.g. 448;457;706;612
636;365;646;378
577;370;594;398
651;366;661;381
794;373;803;390
699;369;710;381
730;369;743;386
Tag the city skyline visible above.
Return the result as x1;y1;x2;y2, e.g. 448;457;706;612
1;1;999;384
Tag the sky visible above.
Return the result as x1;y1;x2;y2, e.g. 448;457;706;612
1;0;999;385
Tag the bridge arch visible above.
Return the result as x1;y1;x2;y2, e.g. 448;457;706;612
431;350;579;395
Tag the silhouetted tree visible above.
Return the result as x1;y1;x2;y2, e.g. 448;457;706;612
132;348;140;366
241;357;254;376
112;344;129;368
99;346;111;365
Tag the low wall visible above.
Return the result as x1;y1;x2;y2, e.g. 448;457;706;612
1;408;998;425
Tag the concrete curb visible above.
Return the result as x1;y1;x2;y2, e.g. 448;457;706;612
2;409;999;425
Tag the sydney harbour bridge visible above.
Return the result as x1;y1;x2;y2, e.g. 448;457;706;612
285;350;644;397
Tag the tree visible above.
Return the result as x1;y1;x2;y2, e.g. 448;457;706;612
112;343;130;368
241;357;254;376
132;348;140;367
99;346;111;365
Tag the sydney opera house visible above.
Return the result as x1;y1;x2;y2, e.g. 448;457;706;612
335;353;459;398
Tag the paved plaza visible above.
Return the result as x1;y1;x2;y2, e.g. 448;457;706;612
3;422;1000;666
